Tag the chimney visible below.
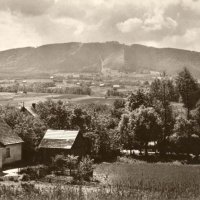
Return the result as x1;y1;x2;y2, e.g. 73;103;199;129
32;103;36;110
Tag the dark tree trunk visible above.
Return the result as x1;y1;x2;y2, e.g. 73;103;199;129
187;134;191;161
159;140;166;158
187;108;190;120
139;148;142;155
145;142;148;157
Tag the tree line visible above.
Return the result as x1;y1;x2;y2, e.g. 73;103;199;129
119;68;200;159
0;82;91;95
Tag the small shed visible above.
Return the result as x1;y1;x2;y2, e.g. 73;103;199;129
39;130;89;161
0;119;23;169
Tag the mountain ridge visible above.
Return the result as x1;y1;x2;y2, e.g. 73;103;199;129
0;41;200;78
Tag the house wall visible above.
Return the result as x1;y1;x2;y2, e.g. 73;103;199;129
72;132;90;156
2;143;22;165
40;148;71;163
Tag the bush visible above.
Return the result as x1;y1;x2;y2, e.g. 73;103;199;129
51;154;79;176
21;174;30;181
21;182;36;193
52;155;66;172
75;156;94;181
65;155;79;176
20;165;50;180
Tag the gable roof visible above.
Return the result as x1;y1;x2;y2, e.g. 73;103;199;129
25;106;38;117
20;105;38;118
39;130;79;149
0;119;23;146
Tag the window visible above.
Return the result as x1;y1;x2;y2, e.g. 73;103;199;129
6;148;10;158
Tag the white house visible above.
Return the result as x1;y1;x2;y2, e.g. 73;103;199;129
0;119;23;169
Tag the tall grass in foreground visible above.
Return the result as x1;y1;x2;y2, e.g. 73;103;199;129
0;182;200;200
0;181;200;200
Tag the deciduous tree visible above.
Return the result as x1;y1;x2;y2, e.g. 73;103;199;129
129;105;162;156
176;68;200;118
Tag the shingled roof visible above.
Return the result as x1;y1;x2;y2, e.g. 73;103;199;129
39;130;79;149
0;118;23;146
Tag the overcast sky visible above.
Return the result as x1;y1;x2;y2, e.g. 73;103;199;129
0;0;199;51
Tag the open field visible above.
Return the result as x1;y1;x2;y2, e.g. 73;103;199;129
72;97;117;105
0;92;119;107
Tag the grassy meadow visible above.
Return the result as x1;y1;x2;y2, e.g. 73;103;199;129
95;160;200;199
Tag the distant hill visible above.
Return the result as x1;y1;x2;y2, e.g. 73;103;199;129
0;41;200;78
125;44;200;77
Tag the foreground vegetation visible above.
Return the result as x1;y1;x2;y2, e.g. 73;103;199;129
2;161;200;200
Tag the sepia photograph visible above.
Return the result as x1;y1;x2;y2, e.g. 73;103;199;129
0;0;200;199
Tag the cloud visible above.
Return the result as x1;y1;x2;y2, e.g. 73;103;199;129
0;0;55;16
143;13;177;31
117;12;177;34
0;12;41;50
160;27;200;51
0;0;199;51
117;18;143;33
181;0;200;13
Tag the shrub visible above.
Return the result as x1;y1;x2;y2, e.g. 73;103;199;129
51;154;79;176
20;165;50;180
65;155;79;176
21;182;35;193
52;154;66;172
21;174;30;181
75;156;94;181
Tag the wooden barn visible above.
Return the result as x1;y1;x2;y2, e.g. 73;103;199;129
39;130;89;162
0;119;23;169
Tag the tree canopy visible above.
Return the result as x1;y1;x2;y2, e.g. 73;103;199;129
176;68;200;118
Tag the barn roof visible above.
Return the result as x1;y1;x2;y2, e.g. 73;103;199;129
0;118;23;146
39;130;79;149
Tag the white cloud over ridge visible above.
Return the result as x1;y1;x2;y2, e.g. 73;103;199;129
117;18;143;33
0;0;199;51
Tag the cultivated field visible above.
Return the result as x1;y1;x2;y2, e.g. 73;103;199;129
0;92;119;107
